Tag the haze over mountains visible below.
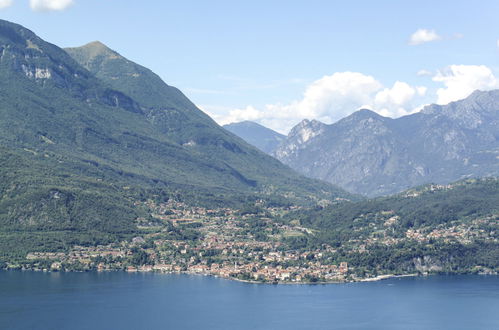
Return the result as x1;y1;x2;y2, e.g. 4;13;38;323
227;90;499;196
223;121;285;154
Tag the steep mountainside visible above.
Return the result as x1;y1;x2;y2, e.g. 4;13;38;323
274;90;499;196
0;20;351;258
64;40;348;202
223;121;285;154
65;41;213;143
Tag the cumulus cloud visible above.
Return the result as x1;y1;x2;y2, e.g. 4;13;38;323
373;81;425;117
375;81;415;106
208;64;499;133
0;0;12;9
216;72;427;133
218;72;382;132
290;72;383;122
221;105;265;124
416;86;427;96
432;65;499;104
409;29;442;45
30;0;74;11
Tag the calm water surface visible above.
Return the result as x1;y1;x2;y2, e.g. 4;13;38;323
0;271;498;330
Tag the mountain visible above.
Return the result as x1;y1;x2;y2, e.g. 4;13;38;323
63;40;351;203
65;41;213;143
0;20;352;259
274;91;499;196
64;40;354;203
222;121;285;154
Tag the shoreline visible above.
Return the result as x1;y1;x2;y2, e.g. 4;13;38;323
357;273;418;282
3;267;494;285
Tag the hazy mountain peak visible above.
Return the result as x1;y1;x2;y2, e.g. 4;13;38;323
422;89;498;114
226;120;267;129
223;121;285;154
342;108;387;122
421;89;499;129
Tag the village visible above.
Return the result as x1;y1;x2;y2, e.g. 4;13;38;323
18;197;497;283
21;199;352;283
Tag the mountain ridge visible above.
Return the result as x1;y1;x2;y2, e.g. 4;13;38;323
272;89;499;196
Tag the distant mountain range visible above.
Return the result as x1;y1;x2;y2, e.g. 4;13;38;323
228;90;499;196
274;90;499;196
223;121;285;154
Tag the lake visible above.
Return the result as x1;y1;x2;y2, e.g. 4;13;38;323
1;271;498;329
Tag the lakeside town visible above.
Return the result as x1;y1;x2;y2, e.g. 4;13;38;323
21;199;351;283
11;194;498;283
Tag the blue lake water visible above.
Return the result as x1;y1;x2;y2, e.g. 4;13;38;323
0;271;498;330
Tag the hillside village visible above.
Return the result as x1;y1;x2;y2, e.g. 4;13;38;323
13;184;499;283
21;199;351;283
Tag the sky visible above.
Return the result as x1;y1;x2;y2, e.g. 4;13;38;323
1;0;498;133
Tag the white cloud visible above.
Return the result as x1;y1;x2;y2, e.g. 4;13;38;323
417;69;433;77
292;72;383;121
0;0;12;9
409;29;442;45
221;105;265;124
497;39;499;49
217;72;383;133
204;64;499;134
416;86;427;96
374;81;426;117
432;65;499;104
30;0;73;11
213;72;427;134
375;81;415;107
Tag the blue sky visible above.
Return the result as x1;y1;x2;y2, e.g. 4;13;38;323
1;0;498;133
